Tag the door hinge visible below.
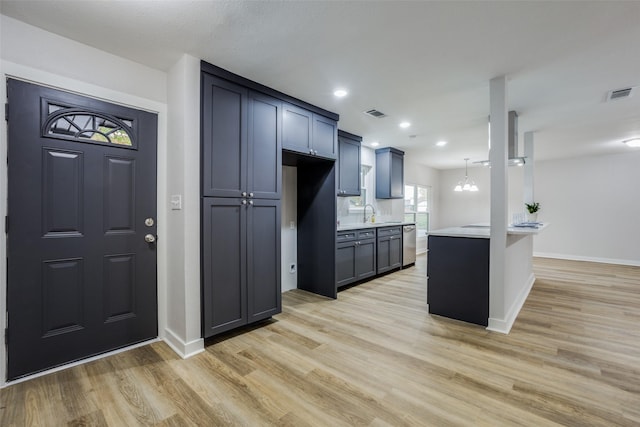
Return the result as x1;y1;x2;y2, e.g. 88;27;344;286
4;216;8;234
4;103;8;122
4;328;8;345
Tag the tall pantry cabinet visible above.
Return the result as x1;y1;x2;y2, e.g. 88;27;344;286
201;71;282;338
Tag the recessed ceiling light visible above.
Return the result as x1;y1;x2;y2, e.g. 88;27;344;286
623;138;640;147
370;141;380;147
436;140;447;147
333;89;348;98
399;121;411;129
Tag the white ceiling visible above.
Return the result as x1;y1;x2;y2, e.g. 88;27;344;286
2;0;640;169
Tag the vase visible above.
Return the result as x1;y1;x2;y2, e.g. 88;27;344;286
528;212;538;223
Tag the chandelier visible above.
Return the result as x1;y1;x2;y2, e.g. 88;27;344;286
454;158;478;192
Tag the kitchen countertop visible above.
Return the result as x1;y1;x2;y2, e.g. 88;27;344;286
337;221;415;232
428;223;548;238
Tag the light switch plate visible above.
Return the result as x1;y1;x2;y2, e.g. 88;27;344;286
171;194;182;210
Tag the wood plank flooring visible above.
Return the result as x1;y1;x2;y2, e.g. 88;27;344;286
1;256;639;426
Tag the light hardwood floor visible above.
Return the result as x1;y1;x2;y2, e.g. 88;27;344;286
1;256;639;426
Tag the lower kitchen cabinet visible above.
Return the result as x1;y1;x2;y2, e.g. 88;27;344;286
336;229;377;287
202;197;281;338
377;226;403;274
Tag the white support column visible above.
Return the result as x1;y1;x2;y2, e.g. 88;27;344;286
523;131;535;205
489;76;508;325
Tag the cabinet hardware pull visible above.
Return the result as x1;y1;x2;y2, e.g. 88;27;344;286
241;200;247;205
241;191;247;197
249;200;254;205
249;192;254;198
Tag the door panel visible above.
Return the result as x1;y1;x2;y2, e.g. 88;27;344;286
247;92;281;199
202;198;247;337
7;79;158;380
312;114;337;159
247;199;281;322
282;103;312;154
201;74;247;197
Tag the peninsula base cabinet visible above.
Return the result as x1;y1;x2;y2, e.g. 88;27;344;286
377;226;403;274
336;229;377;287
202;198;281;338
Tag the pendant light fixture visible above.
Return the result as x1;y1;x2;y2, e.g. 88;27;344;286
454;158;479;192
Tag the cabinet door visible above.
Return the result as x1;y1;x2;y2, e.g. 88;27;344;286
313;114;338;160
355;238;376;280
202;74;247;197
247;199;281;323
248;92;282;199
377;236;391;274
282;103;312;154
389;235;403;268
338;135;361;196
202;197;247;338
390;151;404;198
336;241;357;287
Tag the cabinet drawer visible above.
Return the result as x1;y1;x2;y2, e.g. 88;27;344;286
377;226;401;237
357;229;376;240
337;231;358;242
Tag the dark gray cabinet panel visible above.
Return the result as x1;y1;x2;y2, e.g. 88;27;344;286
283;102;337;160
313;114;338;159
427;236;489;326
202;74;247;198
355;238;377;280
336;241;357;287
337;130;361;197
247;199;281;323
377;226;403;274
375;147;404;199
298;160;337;298
282;103;312;154
202;198;247;336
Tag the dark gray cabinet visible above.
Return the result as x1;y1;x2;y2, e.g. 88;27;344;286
337;130;361;197
336;229;377;287
377;226;403;274
201;71;282;338
202;74;281;199
202;198;281;336
427;235;489;326
283;102;337;160
375;147;404;199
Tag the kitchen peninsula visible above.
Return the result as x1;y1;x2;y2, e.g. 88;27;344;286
427;223;548;330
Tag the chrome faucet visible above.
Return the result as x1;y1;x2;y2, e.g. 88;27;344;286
363;204;376;223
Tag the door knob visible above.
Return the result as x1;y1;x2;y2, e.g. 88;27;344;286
145;234;156;243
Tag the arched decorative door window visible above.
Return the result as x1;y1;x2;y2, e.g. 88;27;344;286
42;102;136;149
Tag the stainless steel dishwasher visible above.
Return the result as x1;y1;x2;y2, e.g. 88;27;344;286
402;224;416;267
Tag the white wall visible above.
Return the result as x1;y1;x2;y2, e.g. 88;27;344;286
0;15;200;384
438;165;525;228
281;166;298;292
533;152;640;265
164;55;203;357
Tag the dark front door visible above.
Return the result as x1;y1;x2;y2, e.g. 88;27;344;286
6;79;158;380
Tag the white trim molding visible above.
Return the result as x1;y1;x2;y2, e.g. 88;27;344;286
534;252;640;267
487;273;535;334
163;328;205;359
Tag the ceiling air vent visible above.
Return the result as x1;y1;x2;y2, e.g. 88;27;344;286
363;109;387;118
607;87;634;101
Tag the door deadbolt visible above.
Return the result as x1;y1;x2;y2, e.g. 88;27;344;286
145;234;156;243
145;218;154;227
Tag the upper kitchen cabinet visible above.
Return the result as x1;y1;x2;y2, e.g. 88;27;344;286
337;130;361;197
202;73;281;199
375;147;404;199
283;102;337;160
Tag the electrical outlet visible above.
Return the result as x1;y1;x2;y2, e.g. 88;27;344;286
289;263;296;274
289;221;295;230
170;194;182;210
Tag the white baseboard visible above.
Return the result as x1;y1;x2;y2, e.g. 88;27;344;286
163;328;205;359
2;338;159;388
487;273;535;334
534;252;640;267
